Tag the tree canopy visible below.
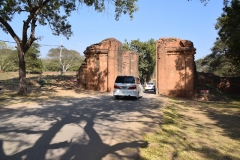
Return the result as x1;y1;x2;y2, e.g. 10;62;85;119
123;39;156;83
0;42;43;72
0;0;138;40
198;39;240;76
0;0;138;95
0;42;17;71
190;0;229;5
43;47;84;73
25;42;43;73
215;0;240;65
196;0;240;77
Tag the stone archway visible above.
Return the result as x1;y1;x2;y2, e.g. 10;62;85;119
155;38;196;97
77;37;195;96
77;38;139;92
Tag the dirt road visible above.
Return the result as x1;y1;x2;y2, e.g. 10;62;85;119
0;91;165;160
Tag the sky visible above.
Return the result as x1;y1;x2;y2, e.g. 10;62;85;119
0;0;223;60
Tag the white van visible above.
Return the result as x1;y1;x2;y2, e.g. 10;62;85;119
145;82;156;92
113;76;144;99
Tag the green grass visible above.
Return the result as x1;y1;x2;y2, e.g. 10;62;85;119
140;98;240;160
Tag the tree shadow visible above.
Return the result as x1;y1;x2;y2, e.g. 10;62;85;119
168;54;194;98
157;103;238;160
0;94;161;160
199;104;240;140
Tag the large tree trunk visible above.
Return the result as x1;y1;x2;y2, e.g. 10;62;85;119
17;48;27;96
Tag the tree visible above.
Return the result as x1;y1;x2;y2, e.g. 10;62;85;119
6;50;19;72
67;50;85;71
0;42;11;71
195;58;205;72
216;0;240;65
0;0;138;96
0;42;18;71
190;0;229;5
123;39;156;83
25;42;43;74
198;0;240;77
42;59;58;72
44;47;84;73
0;42;42;72
199;39;240;76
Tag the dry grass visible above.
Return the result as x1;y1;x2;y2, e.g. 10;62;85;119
1;72;240;159
0;72;77;102
140;97;240;160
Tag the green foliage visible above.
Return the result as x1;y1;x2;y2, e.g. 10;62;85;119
197;0;240;77
123;39;156;83
42;59;59;72
216;0;240;66
0;42;18;71
0;0;138;95
197;39;240;76
0;0;138;38
0;42;43;72
25;43;43;73
6;50;18;72
195;58;207;72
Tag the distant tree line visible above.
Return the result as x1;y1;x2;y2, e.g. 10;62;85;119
0;0;138;95
42;46;85;74
0;42;85;73
195;0;240;77
1;39;155;82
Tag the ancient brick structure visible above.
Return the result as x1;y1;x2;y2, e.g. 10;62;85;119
156;38;196;97
77;38;139;92
122;51;139;76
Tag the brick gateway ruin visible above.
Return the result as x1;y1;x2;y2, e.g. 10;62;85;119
77;38;139;92
77;37;196;97
155;38;196;97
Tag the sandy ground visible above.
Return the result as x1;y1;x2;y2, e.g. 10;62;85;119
0;88;166;160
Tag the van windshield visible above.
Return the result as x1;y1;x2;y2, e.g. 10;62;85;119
115;76;135;84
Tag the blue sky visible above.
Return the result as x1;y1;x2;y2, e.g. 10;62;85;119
1;0;223;60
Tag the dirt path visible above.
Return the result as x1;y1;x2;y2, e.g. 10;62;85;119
0;90;166;160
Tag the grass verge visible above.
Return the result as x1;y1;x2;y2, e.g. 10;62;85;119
140;97;240;160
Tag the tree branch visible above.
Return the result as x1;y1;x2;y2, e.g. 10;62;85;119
0;17;21;48
22;0;51;52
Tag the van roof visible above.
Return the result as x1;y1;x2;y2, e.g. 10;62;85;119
116;75;139;78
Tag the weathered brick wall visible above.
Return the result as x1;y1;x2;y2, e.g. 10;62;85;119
122;51;139;76
77;38;122;92
218;77;240;94
156;38;196;97
107;38;123;92
77;38;139;92
196;72;240;95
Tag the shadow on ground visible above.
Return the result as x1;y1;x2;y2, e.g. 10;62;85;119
0;93;162;160
200;103;240;140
